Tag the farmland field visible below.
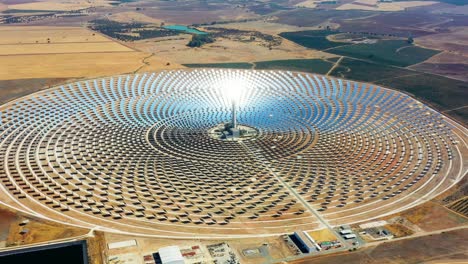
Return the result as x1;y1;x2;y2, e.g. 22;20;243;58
183;62;253;69
0;26;133;55
447;197;468;217
0;26;112;45
6;1;106;11
0;42;132;55
274;9;371;27
0;52;181;80
335;11;457;37
0;26;110;44
330;57;411;82
326;40;440;66
279;30;344;50
330;58;468;122
281;30;440;66
393;0;467;5
183;59;335;74
375;72;468;121
254;59;334;74
336;0;438;12
0;26;182;80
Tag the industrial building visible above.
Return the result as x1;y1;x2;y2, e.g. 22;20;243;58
291;231;321;253
158;246;184;264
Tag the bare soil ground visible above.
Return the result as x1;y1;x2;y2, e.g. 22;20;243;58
139;6;259;25
0;77;70;104
0;208;17;246
384;223;414;238
336;11;456;37
7;0;110;11
416;26;468;56
106;232;294;264
108;11;164;24
291;228;468;264
336;0;438;12
5;209;87;246
0;0;39;4
87;231;107;264
411;61;468;82
295;0;318;8
308;229;337;242
434;4;468;15
410;51;468;82
386;202;467;232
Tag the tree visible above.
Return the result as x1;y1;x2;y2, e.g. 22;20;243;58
187;34;214;48
407;36;414;44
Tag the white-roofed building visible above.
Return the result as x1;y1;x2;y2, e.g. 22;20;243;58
159;246;185;264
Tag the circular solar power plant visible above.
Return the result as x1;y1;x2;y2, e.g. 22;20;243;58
0;69;466;238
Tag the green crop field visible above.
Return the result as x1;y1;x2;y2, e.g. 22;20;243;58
281;30;440;67
330;57;411;82
184;59;335;74
279;30;344;50
254;59;334;74
326;40;440;67
330;58;468;123
182;63;253;69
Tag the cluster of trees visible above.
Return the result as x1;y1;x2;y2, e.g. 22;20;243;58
202;27;281;47
192;18;260;27
187;34;215;47
89;19;179;41
407;36;414;44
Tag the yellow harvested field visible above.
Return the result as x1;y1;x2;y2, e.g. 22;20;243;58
0;25;182;80
295;0;317;8
307;229;337;243
108;11;165;24
336;0;438;11
0;52;183;80
0;26;110;44
0;42;133;55
7;0;110;11
0;26;133;55
0;3;7;12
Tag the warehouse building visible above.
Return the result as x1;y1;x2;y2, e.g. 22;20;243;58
158;246;184;264
291;231;321;253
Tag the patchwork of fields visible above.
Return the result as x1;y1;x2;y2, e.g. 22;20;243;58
280;30;441;67
0;26;180;80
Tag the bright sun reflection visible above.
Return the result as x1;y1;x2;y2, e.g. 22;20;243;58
220;71;248;105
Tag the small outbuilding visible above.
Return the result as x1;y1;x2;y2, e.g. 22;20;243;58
340;229;352;235
343;234;357;239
